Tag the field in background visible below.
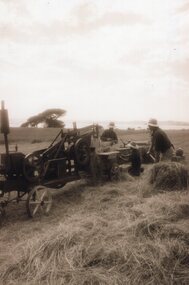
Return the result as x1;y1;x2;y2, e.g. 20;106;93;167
1;127;189;165
0;128;189;284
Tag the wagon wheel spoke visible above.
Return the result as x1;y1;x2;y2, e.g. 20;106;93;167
26;186;52;218
33;204;41;216
28;192;41;216
39;190;52;213
40;190;47;202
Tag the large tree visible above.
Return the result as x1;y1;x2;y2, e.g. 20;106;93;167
21;108;66;128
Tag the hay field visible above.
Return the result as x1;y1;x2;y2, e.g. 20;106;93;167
0;128;189;285
1;127;189;159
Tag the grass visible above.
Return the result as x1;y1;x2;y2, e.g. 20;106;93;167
0;180;189;285
0;128;189;284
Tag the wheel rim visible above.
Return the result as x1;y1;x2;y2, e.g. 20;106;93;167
26;186;52;217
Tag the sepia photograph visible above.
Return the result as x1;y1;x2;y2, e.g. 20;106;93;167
0;0;189;284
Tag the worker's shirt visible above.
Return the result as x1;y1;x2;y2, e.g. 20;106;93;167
100;129;118;143
152;128;173;153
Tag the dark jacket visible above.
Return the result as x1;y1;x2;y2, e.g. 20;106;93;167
151;127;173;153
128;149;141;176
101;129;118;143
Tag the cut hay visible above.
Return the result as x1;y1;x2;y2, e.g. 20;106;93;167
1;184;189;285
149;162;188;190
1;219;189;285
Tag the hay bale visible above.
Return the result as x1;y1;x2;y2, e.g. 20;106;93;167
149;162;188;190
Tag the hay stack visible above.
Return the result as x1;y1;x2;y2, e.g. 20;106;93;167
149;162;188;190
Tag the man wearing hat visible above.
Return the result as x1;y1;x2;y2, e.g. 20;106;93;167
100;122;118;145
147;118;174;162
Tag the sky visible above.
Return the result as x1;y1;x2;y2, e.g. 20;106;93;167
0;0;189;126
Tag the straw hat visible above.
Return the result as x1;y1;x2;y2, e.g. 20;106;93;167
148;118;158;127
109;122;115;127
128;141;138;149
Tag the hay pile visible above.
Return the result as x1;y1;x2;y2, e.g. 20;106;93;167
149;162;188;190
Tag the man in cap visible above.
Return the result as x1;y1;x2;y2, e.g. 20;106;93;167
147;118;174;162
100;122;118;145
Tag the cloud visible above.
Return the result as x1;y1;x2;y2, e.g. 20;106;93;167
72;3;151;26
177;1;189;13
0;0;29;17
0;1;151;43
0;23;32;42
119;48;150;65
169;58;189;83
71;2;97;22
44;10;150;39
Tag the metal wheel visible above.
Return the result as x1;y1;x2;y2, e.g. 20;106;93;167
74;138;90;166
26;186;52;218
109;163;120;181
23;151;44;182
